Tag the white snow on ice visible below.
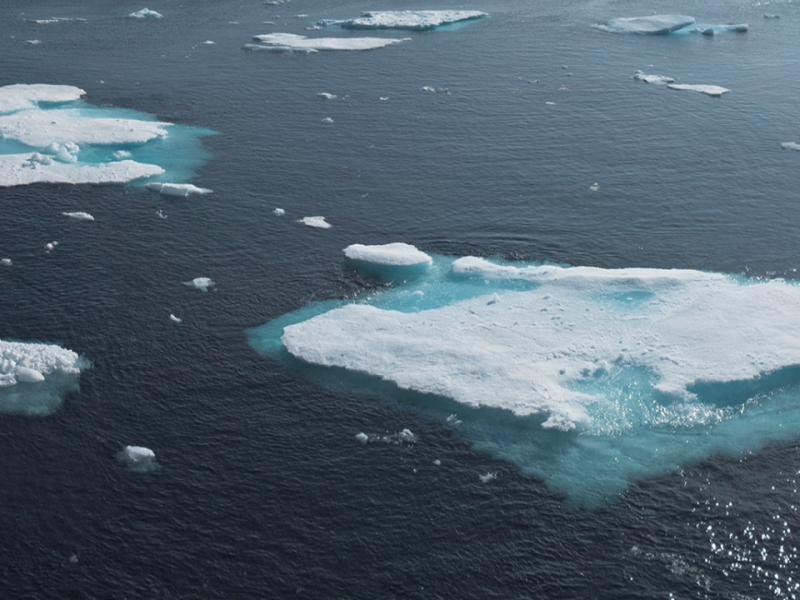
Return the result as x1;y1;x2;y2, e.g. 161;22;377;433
128;8;163;19
118;446;159;472
301;216;331;229
0;83;84;114
343;243;432;266
603;15;697;34
0;154;163;187
251;33;409;51
633;70;674;85
184;277;214;291
0;339;83;388
668;83;730;97
145;182;213;196
62;211;94;221
322;10;487;30
781;142;800;151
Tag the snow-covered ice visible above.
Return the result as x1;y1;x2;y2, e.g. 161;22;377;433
169;314;182;323
251;33;409;51
128;8;163;19
0;83;84;114
0;154;163;187
603;15;696;34
273;208;286;216
343;243;432;266
781;142;800;151
62;211;94;221
145;182;213;197
317;93;337;100
184;277;214;291
301;216;331;229
322;10;487;31
668;83;729;97
633;70;674;85
118;446;159;472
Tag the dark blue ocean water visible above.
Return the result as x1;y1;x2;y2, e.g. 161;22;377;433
2;0;800;597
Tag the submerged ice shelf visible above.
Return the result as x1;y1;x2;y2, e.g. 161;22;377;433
0;83;213;188
250;254;800;507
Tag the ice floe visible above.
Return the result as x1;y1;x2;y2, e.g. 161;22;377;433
321;117;334;124
317;92;337;100
353;429;417;445
479;472;497;483
668;83;729;97
0;339;87;414
184;277;214;291
1;258;11;266
633;70;674;85
250;33;409;51
118;446;159;472
0;154;163;187
169;314;182;323
62;211;94;221
145;182;212;196
0;83;85;113
44;241;58;252
128;8;163;19
273;208;285;216
603;15;696;34
321;10;487;31
781;142;800;151
301;216;331;229
343;243;432;266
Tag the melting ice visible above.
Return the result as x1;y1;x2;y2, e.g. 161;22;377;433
249;33;408;52
250;254;800;507
320;10;488;31
599;15;747;35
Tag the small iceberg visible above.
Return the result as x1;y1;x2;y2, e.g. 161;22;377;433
62;211;94;221
355;432;369;444
145;182;213;197
273;208;285;216
781;142;800;151
183;277;214;291
322;10;488;31
604;15;696;34
128;8;163;19
118;445;159;472
301;216;331;229
250;33;409;51
169;313;182;323
343;243;432;266
633;70;674;85
668;83;729;97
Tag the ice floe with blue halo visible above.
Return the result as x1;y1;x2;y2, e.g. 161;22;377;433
0;339;88;415
128;8;163;19
344;243;432;266
249;33;409;51
598;15;747;35
0;83;214;188
319;10;488;31
250;254;800;507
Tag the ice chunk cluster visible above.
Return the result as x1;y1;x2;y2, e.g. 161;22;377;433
249;33;409;51
343;243;432;266
0;339;87;415
322;10;487;31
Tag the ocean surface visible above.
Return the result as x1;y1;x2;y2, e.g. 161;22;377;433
2;0;800;597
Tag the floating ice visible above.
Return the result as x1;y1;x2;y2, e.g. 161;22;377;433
633;70;674;85
113;150;132;160
781;142;800;151
355;432;369;443
26;40;42;45
118;446;159;472
321;10;488;31
184;277;214;291
321;117;334;124
202;40;215;44
668;83;729;97
169;314;182;323
0;339;87;414
343;243;432;266
251;253;800;506
764;14;780;18
62;211;94;221
0;154;163;187
251;33;409;51
1;258;11;266
589;183;600;192
155;209;168;219
353;429;417;445
603;15;696;34
301;216;330;229
0;83;85;113
44;241;58;252
273;208;285;216
479;472;497;483
145;182;212;196
128;8;163;19
317;93;337;100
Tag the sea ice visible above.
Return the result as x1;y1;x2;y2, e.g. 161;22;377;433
668;83;729;97
355;432;369;443
1;258;11;266
603;15;696;34
273;208;286;216
0;83;84;114
145;182;213;196
322;10;488;31
781;142;800;151
301;216;331;229
113;150;132;160
317;93;337;100
0;154;163;187
128;8;163;19
343;243;432;266
184;277;214;291
633;70;674;85
62;211;94;221
118;446;159;472
251;33;409;51
479;472;497;483
169;314;182;323
321;117;334;124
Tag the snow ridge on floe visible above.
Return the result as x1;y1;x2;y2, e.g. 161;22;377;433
322;10;487;31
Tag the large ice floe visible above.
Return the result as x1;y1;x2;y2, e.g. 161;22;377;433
599;15;747;35
248;33;409;52
249;254;800;507
320;10;488;31
668;83;729;97
0;339;88;415
0;83;213;187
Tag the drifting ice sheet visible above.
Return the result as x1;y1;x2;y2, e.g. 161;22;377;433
668;83;729;97
0;154;163;187
118;446;159;472
604;15;696;34
343;243;432;266
184;277;214;291
146;182;212;196
324;10;487;30
251;33;409;51
301;216;331;229
0;83;85;113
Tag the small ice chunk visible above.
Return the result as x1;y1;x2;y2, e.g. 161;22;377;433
44;241;57;252
397;428;417;443
62;211;94;221
421;86;436;93
479;472;497;483
355;432;369;443
184;277;214;291
317;93;337;100
251;32;408;51
781;142;800;151
589;183;600;192
202;40;215;44
321;117;334;124
343;242;432;266
113;150;132;160
433;459;441;466
155;209;168;219
1;258;12;266
273;208;285;216
604;15;696;35
633;70;674;85
128;8;163;19
27;40;42;45
379;97;389;101
118;445;159;472
301;216;331;229
667;83;729;97
146;182;213;197
764;14;780;19
169;314;182;323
